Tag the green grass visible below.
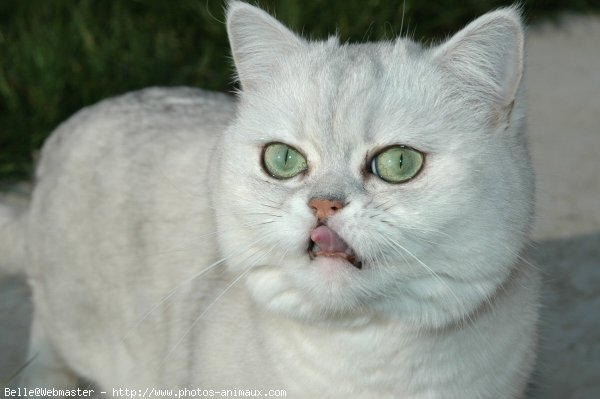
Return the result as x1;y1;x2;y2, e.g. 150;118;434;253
1;0;599;181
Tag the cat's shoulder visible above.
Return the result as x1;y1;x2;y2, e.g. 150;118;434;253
111;86;237;118
36;87;236;178
54;86;236;136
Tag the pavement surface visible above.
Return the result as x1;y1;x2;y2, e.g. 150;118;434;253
1;14;599;398
524;14;600;399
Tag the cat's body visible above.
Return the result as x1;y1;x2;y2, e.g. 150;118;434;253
0;2;539;398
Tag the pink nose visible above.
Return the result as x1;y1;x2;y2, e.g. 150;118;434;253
308;198;344;221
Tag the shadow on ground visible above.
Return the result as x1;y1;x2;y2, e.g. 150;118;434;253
528;232;600;399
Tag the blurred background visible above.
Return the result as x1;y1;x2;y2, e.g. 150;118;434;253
0;0;599;181
1;1;599;398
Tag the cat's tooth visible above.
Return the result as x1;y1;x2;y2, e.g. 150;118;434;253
313;243;321;252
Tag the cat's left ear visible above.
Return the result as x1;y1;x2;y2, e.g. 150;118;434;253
432;7;524;122
226;1;305;91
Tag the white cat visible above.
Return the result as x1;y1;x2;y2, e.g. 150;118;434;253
0;2;539;398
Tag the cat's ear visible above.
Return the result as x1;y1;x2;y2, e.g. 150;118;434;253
226;1;304;91
432;7;524;121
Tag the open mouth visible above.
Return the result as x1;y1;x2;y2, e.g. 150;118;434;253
308;224;362;269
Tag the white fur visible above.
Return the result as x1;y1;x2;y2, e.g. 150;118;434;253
10;2;539;398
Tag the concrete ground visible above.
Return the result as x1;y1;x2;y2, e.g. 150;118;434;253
1;14;599;398
524;14;600;399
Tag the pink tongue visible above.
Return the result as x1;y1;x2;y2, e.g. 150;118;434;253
310;225;350;254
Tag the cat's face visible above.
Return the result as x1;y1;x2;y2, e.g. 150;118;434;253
212;2;532;327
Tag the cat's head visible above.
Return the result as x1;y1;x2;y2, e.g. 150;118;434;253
211;1;533;327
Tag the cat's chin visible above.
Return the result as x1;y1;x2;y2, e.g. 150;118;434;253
308;256;363;278
308;251;362;270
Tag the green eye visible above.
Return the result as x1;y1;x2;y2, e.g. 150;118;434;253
371;145;424;183
263;143;308;179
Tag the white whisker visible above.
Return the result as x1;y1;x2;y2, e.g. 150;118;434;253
382;234;489;344
162;241;280;362
122;234;273;342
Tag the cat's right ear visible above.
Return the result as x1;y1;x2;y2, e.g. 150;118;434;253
226;1;304;91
